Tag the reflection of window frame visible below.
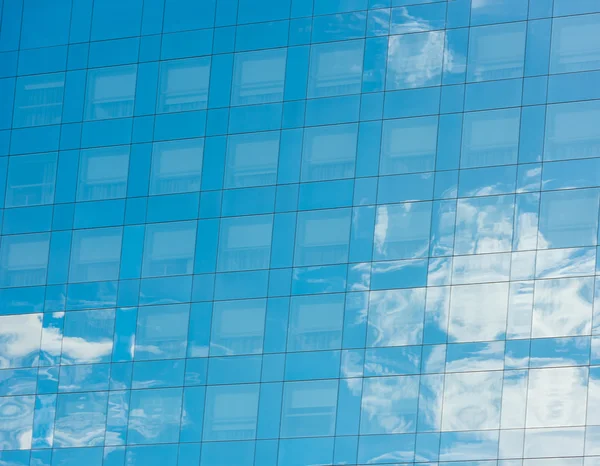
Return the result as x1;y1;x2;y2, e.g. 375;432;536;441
150;139;204;195
14;73;65;127
206;387;259;439
85;66;136;120
308;41;363;97
232;50;286;106
282;381;337;435
157;58;210;113
225;133;279;188
143;223;196;277
70;229;122;282
77;147;130;201
288;296;343;351
218;216;273;271
211;301;266;355
468;23;525;81
302;125;357;181
6;153;58;207
1;235;50;287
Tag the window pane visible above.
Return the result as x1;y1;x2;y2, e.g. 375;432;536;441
455;195;515;255
142;221;197;277
550;13;600;74
287;294;345;352
308;39;364;98
373;202;432;261
294;208;352;267
13;73;65;128
386;31;444;90
448;283;509;342
526;367;588;428
127;388;182;444
203;384;260;441
380;117;438;175
301;124;357;182
544;100;600;162
225;132;279;188
150;139;204;195
210;299;266;356
461;108;520;168
467;22;526;82
367;288;426;347
85;65;137;120
54;392;108;447
360;375;419;434
281;380;338;437
134;304;189;360
0;395;35;450
0;314;42;369
231;49;286;106
157;57;210;113
61;309;115;365
217;215;273;272
442;371;503;431
538;188;600;249
532;277;594;338
0;233;50;288
5;152;57;207
69;228;123;283
77;146;130;201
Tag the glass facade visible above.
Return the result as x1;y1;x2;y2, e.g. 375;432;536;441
0;0;599;465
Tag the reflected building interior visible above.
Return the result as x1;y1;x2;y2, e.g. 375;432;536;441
0;0;600;465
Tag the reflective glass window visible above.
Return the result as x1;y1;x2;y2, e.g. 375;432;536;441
467;22;526;82
526;367;588;428
142;221;197;277
13;73;65;128
0;314;42;369
360;375;419;434
231;49;286;106
373;202;432;261
308;40;364;98
0;395;35;450
225;132;280;189
386;31;444;90
380;117;438;175
367;288;426;347
85;65;137;120
461;108;521;168
294;208;352;267
538;189;600;249
550;14;600;74
287;294;345;352
157;57;210;113
280;380;338;437
0;233;50;288
5;152;58;208
544;100;600;161
448;283;509;342
442;371;503;431
127;388;182;444
69;228;123;283
210;299;266;356
61;309;115;365
217;215;273;272
203;384;260;441
532;277;594;338
77;146;130;201
54;392;108;447
301;124;357;182
455;195;515;255
134;304;189;360
150;139;204;195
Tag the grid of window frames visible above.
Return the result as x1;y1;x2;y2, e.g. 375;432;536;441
0;0;600;465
